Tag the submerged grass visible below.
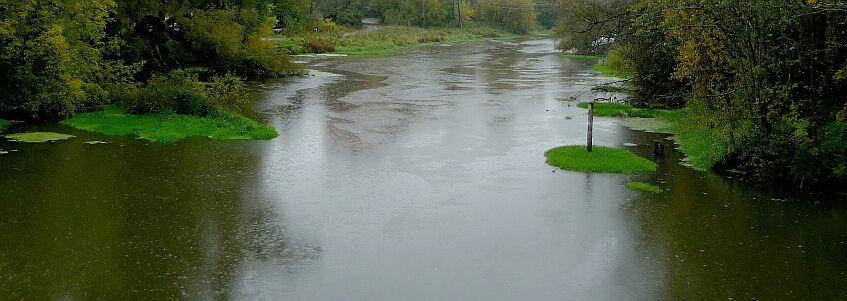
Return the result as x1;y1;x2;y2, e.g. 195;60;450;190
545;145;657;173
577;102;657;118
627;181;662;193
5;132;75;143
62;104;278;143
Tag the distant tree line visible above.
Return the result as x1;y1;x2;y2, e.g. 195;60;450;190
554;0;847;186
311;0;540;33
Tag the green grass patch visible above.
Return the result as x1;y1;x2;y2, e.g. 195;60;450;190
657;110;725;171
0;119;7;134
545;145;657;173
62;104;278;143
592;62;630;78
627;181;662;193
5;132;75;143
617;109;726;171
577;102;657;118
558;54;604;60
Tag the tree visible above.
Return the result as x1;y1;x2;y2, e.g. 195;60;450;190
477;0;536;33
0;0;137;119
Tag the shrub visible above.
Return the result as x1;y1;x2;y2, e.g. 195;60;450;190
207;73;248;112
122;70;212;116
304;35;339;53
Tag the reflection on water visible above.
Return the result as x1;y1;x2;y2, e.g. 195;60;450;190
0;134;314;299
620;128;847;300
1;38;845;300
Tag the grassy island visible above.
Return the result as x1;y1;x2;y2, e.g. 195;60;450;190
63;105;277;143
545;145;656;173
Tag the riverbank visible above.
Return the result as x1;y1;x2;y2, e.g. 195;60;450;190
277;24;548;56
62;104;277;143
574;101;724;172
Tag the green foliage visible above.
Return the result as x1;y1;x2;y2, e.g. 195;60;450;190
0;0;138;119
121;70;250;117
179;8;301;77
62;104;277;143
553;0;629;54
627;181;662;193
586;0;847;185
545;145;657;173
0;119;8;134
303;35;340;53
477;0;536;33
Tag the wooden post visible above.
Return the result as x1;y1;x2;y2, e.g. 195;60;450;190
458;0;462;28
587;102;594;152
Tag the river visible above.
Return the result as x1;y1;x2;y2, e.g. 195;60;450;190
1;38;845;300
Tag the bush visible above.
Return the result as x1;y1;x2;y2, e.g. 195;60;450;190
207;73;248;111
121;70;247;117
304;35;339;53
416;34;443;43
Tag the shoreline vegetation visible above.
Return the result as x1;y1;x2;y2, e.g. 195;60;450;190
554;0;847;187
563;53;727;173
575;100;725;172
0;119;7;134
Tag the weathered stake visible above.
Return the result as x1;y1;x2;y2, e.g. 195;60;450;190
587;101;594;152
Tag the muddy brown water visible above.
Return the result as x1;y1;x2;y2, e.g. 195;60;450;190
1;39;845;300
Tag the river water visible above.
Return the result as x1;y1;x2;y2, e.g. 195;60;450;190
1;39;845;300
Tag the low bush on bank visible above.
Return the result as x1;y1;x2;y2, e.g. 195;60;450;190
122;70;248;117
304;35;340;53
0;119;7;134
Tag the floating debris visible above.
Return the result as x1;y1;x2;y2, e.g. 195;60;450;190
623;143;638;147
4;132;75;143
84;141;108;145
0;150;7;155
